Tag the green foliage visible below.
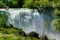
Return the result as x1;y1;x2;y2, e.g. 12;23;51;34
23;0;49;8
0;0;60;8
0;35;21;40
0;0;25;8
34;1;41;8
0;1;4;8
52;19;60;32
0;27;26;36
0;27;14;34
53;9;60;18
23;0;60;8
0;35;39;40
23;0;34;8
50;0;60;8
0;27;39;40
0;11;7;27
52;8;60;32
38;0;49;7
6;0;18;8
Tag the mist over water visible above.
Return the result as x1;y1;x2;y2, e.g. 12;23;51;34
0;8;60;40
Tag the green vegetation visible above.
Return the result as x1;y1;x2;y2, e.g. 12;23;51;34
52;19;60;32
0;27;40;40
0;0;60;40
52;9;60;32
53;9;60;18
0;0;25;8
0;24;40;40
0;11;7;27
0;0;59;8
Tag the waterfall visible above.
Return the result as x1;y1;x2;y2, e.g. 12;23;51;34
8;8;44;36
0;8;60;40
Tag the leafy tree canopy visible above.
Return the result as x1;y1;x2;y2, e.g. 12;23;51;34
0;0;60;8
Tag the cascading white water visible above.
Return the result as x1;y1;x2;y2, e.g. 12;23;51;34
0;8;60;40
8;8;44;36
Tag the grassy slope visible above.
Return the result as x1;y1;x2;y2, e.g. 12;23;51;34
0;27;39;40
